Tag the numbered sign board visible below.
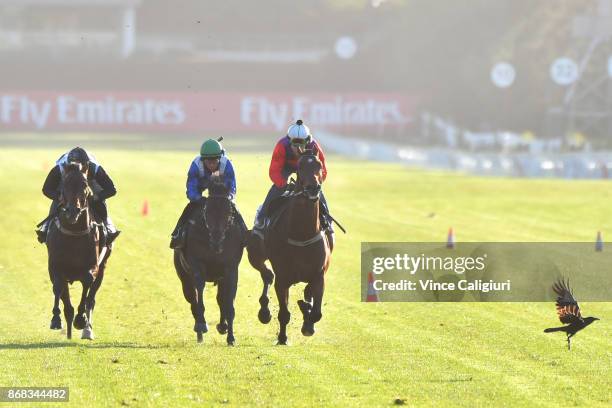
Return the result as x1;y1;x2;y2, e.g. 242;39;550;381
550;57;579;86
335;36;357;60
490;62;516;88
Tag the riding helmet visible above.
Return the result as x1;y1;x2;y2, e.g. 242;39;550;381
287;120;312;144
200;139;224;159
67;147;89;165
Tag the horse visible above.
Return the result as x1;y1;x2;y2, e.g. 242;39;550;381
247;153;332;345
46;162;113;340
173;179;244;345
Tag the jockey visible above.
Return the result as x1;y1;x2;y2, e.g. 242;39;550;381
36;147;119;243
253;119;334;249
170;138;249;249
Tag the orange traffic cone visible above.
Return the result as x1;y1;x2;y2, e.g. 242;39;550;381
446;227;455;249
596;231;603;252
366;272;378;302
141;200;149;216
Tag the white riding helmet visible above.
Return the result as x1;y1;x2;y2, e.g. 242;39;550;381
287;119;312;143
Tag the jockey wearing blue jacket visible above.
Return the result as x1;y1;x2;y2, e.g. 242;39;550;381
170;138;248;249
186;151;236;202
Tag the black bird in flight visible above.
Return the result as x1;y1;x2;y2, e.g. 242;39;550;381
544;279;599;350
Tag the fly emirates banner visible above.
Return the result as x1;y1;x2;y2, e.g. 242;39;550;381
0;92;414;133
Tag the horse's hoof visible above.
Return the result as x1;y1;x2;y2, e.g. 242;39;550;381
216;322;228;334
73;314;87;330
193;322;208;333
196;332;203;343
301;324;315;337
276;337;288;346
81;327;94;340
258;308;272;324
227;337;235;346
50;316;62;330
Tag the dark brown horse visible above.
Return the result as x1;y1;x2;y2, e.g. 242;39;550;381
46;163;113;340
248;154;331;345
174;179;243;345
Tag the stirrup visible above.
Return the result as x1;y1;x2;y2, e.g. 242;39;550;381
36;228;47;244
107;230;120;245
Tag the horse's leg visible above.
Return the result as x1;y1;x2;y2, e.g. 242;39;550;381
60;282;74;340
275;280;290;345
82;270;102;341
82;250;109;340
175;253;206;342
50;274;63;330
298;283;314;325
74;272;93;331
221;267;238;346
302;275;324;337
192;269;208;343
87;247;111;327
216;282;228;335
247;240;273;324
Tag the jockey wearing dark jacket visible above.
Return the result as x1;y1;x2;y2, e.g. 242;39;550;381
36;147;119;243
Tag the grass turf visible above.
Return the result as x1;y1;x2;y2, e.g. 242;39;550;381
0;147;610;407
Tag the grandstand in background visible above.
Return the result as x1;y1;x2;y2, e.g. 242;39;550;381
1;0;611;149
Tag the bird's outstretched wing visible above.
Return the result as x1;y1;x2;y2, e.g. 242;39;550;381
552;278;583;324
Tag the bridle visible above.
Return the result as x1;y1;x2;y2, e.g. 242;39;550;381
292;182;321;201
56;168;94;236
294;154;322;201
286;156;325;247
201;193;235;250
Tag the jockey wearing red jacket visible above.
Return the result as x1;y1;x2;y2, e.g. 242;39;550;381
253;120;333;246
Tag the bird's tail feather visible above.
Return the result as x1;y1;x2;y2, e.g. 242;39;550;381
544;327;564;333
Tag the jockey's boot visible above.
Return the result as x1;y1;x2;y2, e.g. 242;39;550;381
252;205;266;240
323;219;334;252
319;208;334;253
105;217;120;245
36;220;49;243
325;225;335;253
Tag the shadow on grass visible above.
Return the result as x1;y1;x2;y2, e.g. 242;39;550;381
0;341;169;350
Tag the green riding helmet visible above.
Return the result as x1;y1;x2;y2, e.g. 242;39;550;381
200;139;224;159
